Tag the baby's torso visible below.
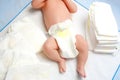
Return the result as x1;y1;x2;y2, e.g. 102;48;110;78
42;0;71;30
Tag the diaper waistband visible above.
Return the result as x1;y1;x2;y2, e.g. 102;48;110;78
48;19;73;36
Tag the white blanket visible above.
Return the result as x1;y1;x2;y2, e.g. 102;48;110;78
0;2;120;80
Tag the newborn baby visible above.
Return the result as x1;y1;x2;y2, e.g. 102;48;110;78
32;0;88;78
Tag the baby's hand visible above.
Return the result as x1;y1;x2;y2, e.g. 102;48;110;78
63;0;77;13
31;0;46;9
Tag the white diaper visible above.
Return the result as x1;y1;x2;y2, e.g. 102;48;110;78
48;20;79;58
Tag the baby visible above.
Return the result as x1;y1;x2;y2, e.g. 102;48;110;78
32;0;88;78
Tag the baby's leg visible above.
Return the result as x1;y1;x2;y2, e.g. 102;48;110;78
75;34;88;78
43;37;66;73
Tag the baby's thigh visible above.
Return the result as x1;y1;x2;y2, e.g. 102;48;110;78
43;37;59;50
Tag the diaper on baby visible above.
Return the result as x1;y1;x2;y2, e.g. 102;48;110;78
48;20;79;58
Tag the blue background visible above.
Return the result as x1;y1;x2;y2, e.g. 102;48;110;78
0;0;32;32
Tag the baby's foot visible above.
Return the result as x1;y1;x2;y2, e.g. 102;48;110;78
58;59;66;73
77;66;86;78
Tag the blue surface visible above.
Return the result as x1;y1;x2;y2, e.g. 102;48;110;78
74;0;120;32
0;0;32;32
112;64;120;80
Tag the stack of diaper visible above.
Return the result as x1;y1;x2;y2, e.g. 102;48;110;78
87;2;119;53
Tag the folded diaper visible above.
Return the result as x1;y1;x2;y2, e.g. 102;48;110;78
87;22;118;53
87;2;119;53
89;2;118;37
49;20;79;58
95;3;118;37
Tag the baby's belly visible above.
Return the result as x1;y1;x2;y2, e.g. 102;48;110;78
42;1;72;29
43;10;71;30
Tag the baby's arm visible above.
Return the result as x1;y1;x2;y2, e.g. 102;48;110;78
31;0;46;9
63;0;77;13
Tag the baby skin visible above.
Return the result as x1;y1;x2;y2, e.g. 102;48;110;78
32;0;88;78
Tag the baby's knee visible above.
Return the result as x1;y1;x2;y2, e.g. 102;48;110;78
43;41;51;52
43;38;58;52
75;34;88;52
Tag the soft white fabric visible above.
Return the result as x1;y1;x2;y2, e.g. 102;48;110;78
48;20;78;58
9;17;47;52
0;17;48;80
